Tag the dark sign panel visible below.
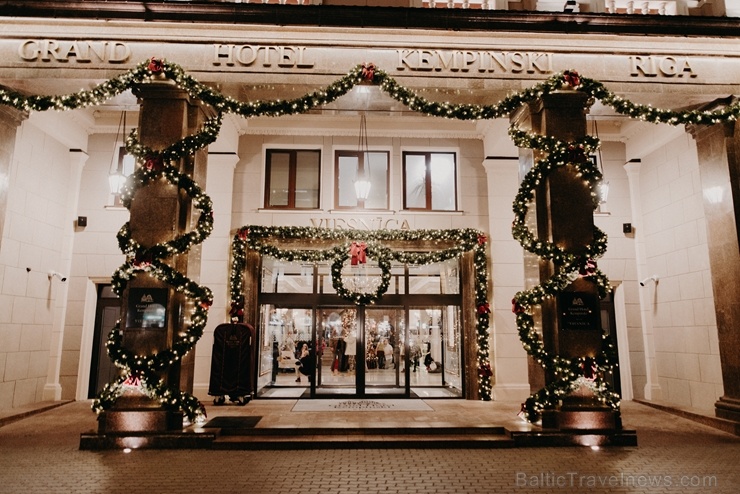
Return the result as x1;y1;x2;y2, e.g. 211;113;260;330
126;288;168;329
559;291;600;331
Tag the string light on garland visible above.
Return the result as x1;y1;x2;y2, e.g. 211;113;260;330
230;225;494;400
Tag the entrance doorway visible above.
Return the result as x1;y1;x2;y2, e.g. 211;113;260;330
88;284;120;399
257;304;463;398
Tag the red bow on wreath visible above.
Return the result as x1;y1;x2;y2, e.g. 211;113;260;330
350;241;367;266
477;234;487;246
237;227;250;241
148;57;164;74
477;303;491;315
360;63;376;82
563;69;581;88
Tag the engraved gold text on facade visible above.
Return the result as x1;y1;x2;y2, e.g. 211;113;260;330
396;50;553;73
212;44;314;68
18;40;131;63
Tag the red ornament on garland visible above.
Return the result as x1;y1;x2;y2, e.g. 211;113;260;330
477;234;488;245
147;57;164;74
132;252;154;269
511;298;525;314
563;69;581;88
360;63;376;83
477;303;491;315
144;155;164;172
581;357;598;381
478;362;493;378
579;258;598;277
237;227;250;241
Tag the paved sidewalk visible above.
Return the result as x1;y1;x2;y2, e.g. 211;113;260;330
1;399;739;493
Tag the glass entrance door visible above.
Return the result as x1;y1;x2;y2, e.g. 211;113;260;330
316;308;358;390
364;308;406;392
408;306;462;396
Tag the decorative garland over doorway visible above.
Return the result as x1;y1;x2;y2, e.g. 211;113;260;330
230;225;492;399
2;58;737;422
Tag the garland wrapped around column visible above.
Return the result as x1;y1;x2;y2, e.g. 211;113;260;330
92;110;219;423
509;100;619;422
229;226;493;400
3;58;740;418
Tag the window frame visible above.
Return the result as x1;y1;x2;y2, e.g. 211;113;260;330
402;151;458;212
264;148;321;210
334;149;390;211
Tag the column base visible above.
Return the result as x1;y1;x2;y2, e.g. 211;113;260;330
98;408;183;434
715;396;740;422
542;406;622;431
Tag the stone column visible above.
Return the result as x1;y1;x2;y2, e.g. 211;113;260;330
512;91;618;430
193;150;239;399
99;82;213;434
43;149;88;401
623;160;662;401
688;118;740;423
0;104;28;245
478;120;530;402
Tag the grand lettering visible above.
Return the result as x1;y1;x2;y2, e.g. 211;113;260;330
396;49;553;74
18;40;131;63
630;56;696;78
212;44;314;68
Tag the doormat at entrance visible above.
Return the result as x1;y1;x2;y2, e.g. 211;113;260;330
292;399;432;412
202;416;262;429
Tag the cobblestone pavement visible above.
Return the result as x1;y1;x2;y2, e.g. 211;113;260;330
1;400;739;494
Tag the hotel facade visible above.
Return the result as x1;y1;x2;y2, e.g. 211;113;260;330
1;1;739;428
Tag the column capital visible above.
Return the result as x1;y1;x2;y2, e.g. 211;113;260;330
0;102;29;126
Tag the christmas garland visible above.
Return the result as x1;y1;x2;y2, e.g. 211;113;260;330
230;225;493;399
3;58;740;421
509;102;619;422
91;111;217;424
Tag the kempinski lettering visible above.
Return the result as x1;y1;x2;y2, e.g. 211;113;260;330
396;49;553;73
630;56;697;78
18;40;131;63
212;44;314;68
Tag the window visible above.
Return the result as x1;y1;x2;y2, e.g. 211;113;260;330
335;150;389;210
110;145;135;207
265;149;320;209
403;151;457;211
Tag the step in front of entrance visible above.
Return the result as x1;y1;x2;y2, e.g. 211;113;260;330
210;426;516;450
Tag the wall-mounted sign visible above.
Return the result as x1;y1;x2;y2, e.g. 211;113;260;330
126;288;168;329
558;291;600;331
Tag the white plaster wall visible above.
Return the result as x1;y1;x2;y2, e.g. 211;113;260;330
592;141;642;399
64;132;128;400
232;134;487;231
639;133;723;411
0;119;73;408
